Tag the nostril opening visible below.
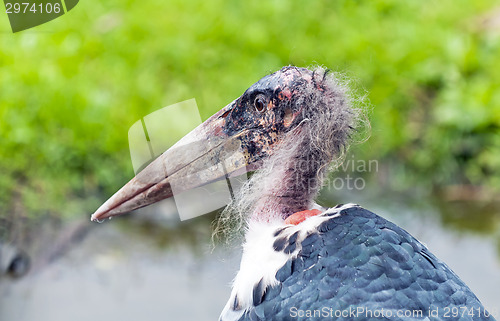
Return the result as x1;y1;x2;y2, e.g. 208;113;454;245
219;110;231;119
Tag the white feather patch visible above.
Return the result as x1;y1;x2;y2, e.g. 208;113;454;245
219;203;358;321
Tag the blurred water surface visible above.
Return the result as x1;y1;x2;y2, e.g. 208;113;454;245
1;188;499;321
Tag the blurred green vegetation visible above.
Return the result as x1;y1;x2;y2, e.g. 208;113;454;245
1;0;499;219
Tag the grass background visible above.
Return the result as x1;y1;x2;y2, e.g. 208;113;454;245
1;0;499;221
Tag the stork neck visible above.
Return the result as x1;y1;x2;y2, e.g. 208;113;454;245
250;134;325;222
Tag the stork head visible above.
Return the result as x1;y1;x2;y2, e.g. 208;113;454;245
91;66;358;222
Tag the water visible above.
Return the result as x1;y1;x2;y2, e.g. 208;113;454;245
1;191;499;321
0;217;241;321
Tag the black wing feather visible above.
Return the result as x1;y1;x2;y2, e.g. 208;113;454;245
238;207;494;321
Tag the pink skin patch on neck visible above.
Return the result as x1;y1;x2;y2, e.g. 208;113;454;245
284;209;322;225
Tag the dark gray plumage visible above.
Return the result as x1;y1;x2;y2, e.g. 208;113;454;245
237;206;494;321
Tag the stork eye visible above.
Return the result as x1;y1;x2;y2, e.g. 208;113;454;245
253;95;266;113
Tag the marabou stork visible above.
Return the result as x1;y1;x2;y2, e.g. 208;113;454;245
91;67;494;321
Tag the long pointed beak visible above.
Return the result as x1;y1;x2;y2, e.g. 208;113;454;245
91;101;249;222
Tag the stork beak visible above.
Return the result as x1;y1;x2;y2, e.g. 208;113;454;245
91;100;250;222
